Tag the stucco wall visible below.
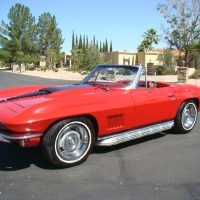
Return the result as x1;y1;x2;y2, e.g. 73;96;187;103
105;52;138;65
137;52;163;67
104;52;119;64
105;50;165;67
118;53;134;65
146;54;163;66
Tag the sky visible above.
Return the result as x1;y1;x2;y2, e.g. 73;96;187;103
0;0;167;53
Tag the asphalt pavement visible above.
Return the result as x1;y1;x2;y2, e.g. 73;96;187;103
0;70;200;200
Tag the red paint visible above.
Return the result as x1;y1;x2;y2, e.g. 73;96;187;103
0;81;200;148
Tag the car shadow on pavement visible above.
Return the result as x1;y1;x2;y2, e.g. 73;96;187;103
93;133;166;154
0;141;57;171
0;133;166;171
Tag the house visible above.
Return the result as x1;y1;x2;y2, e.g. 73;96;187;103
104;49;196;77
104;51;137;65
137;49;163;67
104;49;164;67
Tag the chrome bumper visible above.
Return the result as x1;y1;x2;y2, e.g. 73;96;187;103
0;133;43;140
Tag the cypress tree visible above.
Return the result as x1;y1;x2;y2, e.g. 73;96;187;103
105;38;108;52
72;30;75;50
79;35;83;49
86;36;89;49
100;42;102;52
103;42;105;52
110;41;113;52
83;35;86;50
96;40;99;49
75;34;78;47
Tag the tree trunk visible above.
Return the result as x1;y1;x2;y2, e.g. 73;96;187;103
178;50;183;67
19;63;21;73
184;49;189;67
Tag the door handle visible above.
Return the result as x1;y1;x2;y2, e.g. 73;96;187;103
168;94;175;97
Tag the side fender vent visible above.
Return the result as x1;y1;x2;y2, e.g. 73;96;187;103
107;114;124;131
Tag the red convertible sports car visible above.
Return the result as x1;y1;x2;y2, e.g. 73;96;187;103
0;65;199;167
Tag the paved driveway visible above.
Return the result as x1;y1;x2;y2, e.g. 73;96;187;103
0;70;200;200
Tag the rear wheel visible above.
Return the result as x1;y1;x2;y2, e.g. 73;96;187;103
174;100;198;134
42;117;95;168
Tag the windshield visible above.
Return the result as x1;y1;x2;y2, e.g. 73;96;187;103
82;65;139;89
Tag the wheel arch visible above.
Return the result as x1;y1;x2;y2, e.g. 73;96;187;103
182;98;199;109
172;97;199;134
42;114;99;139
173;98;199;119
84;114;99;138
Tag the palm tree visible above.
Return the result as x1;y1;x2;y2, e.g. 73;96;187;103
137;40;151;52
143;28;160;50
137;29;160;52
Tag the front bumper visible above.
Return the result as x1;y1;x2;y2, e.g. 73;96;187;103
0;132;43;147
0;132;42;140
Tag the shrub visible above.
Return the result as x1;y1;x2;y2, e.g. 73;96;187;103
155;65;177;75
52;67;59;72
26;64;36;71
189;69;200;79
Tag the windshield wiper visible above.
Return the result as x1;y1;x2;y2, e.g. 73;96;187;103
87;81;109;91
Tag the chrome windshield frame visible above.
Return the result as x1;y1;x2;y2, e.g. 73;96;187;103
127;65;144;89
81;64;144;90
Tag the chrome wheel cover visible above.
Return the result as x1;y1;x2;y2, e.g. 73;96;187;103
55;121;92;163
181;103;197;130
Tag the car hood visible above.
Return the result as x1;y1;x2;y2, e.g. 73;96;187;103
0;84;94;108
0;84;101;123
0;84;89;100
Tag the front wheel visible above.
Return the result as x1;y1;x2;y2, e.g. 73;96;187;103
174;100;198;134
42;117;95;168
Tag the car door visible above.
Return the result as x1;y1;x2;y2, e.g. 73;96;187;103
130;85;177;128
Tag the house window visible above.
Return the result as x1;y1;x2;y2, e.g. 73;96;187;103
123;57;130;65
